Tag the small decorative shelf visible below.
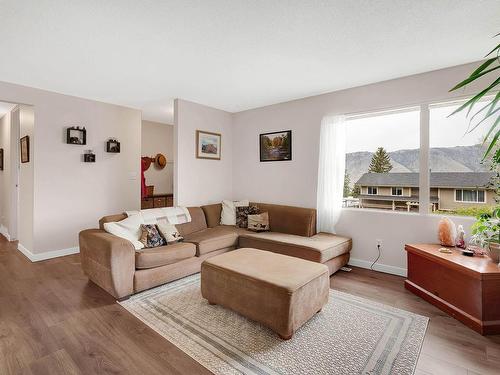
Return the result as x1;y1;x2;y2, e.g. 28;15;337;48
67;126;86;145
83;150;96;163
106;139;120;153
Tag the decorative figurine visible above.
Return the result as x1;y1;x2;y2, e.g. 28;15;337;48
456;224;466;249
438;217;457;247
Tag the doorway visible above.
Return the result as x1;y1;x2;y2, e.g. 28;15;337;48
0;101;34;252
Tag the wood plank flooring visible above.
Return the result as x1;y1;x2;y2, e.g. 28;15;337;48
1;235;499;374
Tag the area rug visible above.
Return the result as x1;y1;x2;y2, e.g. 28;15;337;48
119;274;428;375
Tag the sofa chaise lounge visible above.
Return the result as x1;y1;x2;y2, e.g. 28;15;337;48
79;202;352;299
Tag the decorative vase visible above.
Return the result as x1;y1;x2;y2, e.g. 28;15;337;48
487;242;500;265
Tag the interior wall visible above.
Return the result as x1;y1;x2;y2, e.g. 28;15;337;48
174;99;233;206
18;105;34;251
0;80;142;257
141;120;174;195
231;61;486;274
0;111;11;238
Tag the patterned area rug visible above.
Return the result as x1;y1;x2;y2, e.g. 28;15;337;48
120;274;428;375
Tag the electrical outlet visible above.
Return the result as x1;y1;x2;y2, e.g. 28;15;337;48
376;239;382;247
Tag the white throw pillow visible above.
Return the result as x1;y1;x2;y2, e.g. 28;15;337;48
103;214;145;250
220;199;249;225
156;219;183;243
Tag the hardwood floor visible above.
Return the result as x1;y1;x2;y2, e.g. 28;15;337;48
1;236;499;375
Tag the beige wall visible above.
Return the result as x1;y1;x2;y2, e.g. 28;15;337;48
18;105;34;251
141;120;174;195
174;99;233;206
0;80;142;257
231;61;485;274
438;188;496;210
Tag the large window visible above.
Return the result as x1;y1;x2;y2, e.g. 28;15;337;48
342;98;498;217
429;101;498;216
343;109;420;211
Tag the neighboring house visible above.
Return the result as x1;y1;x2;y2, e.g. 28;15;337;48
355;172;496;212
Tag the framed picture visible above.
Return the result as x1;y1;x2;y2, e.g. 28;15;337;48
0;148;3;170
259;130;292;162
196;130;221;160
20;136;30;163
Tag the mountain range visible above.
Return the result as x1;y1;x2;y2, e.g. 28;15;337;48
346;144;489;188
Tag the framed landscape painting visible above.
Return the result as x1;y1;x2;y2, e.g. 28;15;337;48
196;130;221;160
260;130;292;162
0;148;3;170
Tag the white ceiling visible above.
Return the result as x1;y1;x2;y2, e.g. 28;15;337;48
0;1;498;124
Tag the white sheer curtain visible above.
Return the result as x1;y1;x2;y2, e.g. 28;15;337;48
316;115;346;234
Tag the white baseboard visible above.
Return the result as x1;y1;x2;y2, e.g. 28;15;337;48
17;243;80;262
0;225;10;241
348;257;407;277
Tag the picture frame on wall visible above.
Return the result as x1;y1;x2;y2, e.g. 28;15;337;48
0;148;3;170
20;136;30;163
259;130;292;162
196;130;221;160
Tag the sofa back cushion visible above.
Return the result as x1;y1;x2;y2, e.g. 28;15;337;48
176;207;208;236
99;207;207;237
201;203;222;228
251;202;317;237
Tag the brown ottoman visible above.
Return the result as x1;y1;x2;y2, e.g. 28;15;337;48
201;248;329;339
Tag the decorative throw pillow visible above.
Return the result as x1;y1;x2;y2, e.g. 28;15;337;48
247;212;270;232
103;214;145;250
220;199;249;225
156;219;184;243
236;206;260;228
139;224;167;248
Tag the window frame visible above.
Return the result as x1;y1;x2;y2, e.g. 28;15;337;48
367;186;378;195
454;189;486;203
391;187;403;196
342;95;494;217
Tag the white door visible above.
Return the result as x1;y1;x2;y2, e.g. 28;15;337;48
9;106;20;241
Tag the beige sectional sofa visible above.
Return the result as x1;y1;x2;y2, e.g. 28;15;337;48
79;202;352;299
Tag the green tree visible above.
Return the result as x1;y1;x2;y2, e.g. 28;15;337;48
351;185;361;198
368;147;393;173
343;171;351;197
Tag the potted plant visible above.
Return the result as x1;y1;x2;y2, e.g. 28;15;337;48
470;208;500;264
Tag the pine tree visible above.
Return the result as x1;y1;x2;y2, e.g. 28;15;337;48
351;185;361;198
368;147;393;173
343;171;351;197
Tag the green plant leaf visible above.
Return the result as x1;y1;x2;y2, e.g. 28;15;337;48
485;41;500;57
469;107;500;133
449;77;500;117
483;129;500;158
450;59;499;91
478;114;500;147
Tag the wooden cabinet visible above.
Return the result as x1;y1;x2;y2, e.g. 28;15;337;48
405;243;500;335
141;194;173;209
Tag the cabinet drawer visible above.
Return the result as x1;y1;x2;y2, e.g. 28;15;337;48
141;199;153;209
154;197;167;207
166;196;174;207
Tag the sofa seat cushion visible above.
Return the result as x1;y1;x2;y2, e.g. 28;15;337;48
238;232;352;263
135;242;196;269
183;226;240;255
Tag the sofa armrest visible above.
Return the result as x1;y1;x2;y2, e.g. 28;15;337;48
79;229;135;299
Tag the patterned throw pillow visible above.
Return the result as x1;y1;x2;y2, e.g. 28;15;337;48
156;219;184;243
236;206;260;228
247;212;270;232
139;224;167;248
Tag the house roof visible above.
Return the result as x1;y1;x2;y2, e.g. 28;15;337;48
355;172;495;189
